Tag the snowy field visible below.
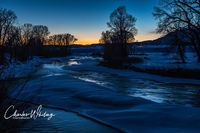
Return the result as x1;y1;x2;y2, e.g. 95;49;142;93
129;44;200;71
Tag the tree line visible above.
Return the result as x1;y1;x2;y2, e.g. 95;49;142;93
100;1;200;65
0;8;77;64
48;34;77;45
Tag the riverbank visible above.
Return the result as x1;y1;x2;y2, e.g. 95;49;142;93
100;58;200;80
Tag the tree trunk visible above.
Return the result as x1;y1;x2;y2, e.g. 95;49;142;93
191;30;200;62
177;43;185;63
191;38;200;62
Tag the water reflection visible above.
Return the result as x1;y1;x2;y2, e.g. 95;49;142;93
67;60;79;65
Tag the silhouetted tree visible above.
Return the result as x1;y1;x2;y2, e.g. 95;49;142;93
0;8;17;46
46;33;77;57
107;6;137;44
100;6;137;63
0;8;17;64
62;33;78;45
153;0;200;62
49;35;57;45
48;33;77;45
31;25;50;45
22;23;33;45
99;31;112;44
171;30;186;63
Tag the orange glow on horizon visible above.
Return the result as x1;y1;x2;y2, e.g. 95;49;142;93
135;33;161;42
75;35;160;45
75;37;99;45
46;32;161;45
75;41;99;45
49;31;161;45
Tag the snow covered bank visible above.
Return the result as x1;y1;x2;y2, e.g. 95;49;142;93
8;72;200;133
0;56;69;80
128;45;200;79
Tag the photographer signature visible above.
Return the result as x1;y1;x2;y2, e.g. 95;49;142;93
4;105;55;120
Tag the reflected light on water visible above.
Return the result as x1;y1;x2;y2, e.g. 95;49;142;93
42;63;64;69
67;61;79;65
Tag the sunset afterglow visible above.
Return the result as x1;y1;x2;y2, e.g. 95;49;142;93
1;0;159;44
1;0;200;132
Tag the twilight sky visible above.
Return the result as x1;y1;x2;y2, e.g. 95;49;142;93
0;0;160;44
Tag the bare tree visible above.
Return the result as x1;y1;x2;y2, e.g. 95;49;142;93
153;0;200;62
7;26;22;46
62;33;78;45
100;6;137;61
99;31;112;44
49;35;56;45
107;6;137;44
0;8;17;64
22;23;33;45
56;34;63;45
0;8;17;46
32;25;50;45
48;33;77;45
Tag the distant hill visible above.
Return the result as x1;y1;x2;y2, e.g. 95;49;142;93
135;30;191;46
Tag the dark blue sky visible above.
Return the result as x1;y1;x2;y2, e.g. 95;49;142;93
0;0;160;44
